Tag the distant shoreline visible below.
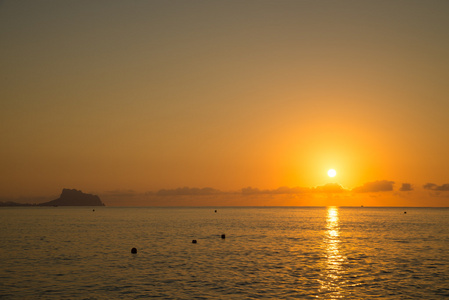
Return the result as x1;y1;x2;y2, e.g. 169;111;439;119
0;188;105;207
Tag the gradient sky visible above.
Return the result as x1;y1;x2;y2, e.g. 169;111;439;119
1;1;449;206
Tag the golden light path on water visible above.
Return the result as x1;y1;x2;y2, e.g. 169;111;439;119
319;206;346;298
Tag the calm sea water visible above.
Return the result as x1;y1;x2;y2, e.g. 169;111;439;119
1;206;448;299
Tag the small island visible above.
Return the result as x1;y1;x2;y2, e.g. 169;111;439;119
39;189;105;206
0;189;105;207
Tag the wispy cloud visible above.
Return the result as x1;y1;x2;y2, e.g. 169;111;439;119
94;180;449;206
352;180;394;193
423;183;449;191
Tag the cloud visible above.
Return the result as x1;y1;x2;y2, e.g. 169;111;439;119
423;183;449;191
241;187;264;195
241;186;306;195
103;189;139;197
314;183;347;193
352;180;394;193
242;184;348;195
156;187;221;196
399;183;413;191
423;183;437;190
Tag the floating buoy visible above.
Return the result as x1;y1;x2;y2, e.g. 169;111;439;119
192;240;197;244
93;209;95;212
404;211;407;214
131;247;137;254
215;210;217;213
221;234;226;239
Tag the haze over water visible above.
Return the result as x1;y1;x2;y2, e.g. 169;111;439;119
2;206;448;299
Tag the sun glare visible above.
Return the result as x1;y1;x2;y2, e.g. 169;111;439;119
328;169;337;177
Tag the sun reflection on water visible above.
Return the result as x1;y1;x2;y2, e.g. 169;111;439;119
318;206;346;298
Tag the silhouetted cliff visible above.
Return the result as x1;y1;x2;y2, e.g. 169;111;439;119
39;189;105;206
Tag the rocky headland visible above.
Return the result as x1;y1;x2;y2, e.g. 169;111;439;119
39;189;105;206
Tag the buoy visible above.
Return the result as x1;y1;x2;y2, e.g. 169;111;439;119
221;234;226;239
404;211;407;214
93;209;95;212
215;210;217;213
131;247;137;254
192;240;197;244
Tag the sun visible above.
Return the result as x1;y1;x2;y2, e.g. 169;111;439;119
327;169;337;177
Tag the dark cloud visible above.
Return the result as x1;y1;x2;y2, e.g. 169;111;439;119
352;180;394;193
435;184;449;191
423;183;449;191
423;183;437;190
399;183;413;191
156;187;221;196
314;183;347;193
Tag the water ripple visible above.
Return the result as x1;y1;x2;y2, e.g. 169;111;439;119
1;207;448;299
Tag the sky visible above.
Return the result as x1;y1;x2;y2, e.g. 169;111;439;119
1;0;449;206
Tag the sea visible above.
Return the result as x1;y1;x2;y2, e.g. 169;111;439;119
1;206;448;299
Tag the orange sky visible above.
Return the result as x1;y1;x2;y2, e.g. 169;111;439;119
1;1;449;206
